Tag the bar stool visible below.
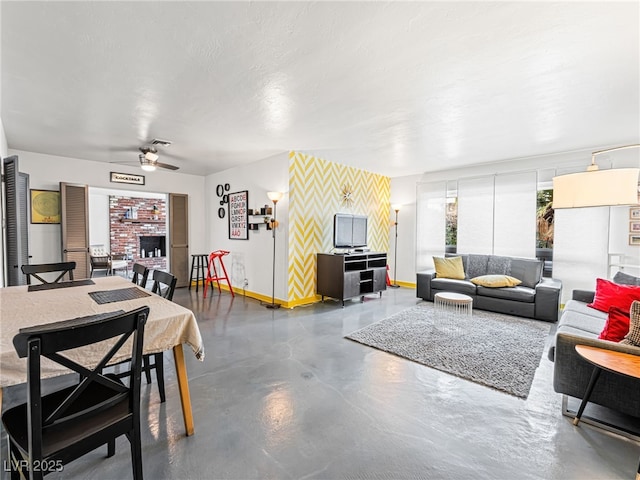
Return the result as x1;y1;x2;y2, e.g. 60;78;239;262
189;254;209;292
204;250;235;298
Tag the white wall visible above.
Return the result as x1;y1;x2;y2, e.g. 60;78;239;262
205;152;289;301
8;149;207;266
389;174;421;285
391;146;639;295
0;117;7;287
609;205;640;274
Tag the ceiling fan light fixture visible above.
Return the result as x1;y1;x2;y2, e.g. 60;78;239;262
139;154;157;172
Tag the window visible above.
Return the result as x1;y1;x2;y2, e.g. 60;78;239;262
536;189;554;249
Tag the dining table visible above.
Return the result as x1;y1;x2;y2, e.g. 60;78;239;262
0;275;204;436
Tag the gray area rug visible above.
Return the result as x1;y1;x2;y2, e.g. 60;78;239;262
345;303;550;399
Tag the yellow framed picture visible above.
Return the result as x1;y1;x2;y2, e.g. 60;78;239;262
30;189;61;224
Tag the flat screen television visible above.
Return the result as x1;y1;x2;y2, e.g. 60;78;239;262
333;213;368;249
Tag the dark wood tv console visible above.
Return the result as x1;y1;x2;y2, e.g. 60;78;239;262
316;252;387;306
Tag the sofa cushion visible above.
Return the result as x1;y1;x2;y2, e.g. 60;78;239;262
509;258;543;289
476;285;535;302
487;256;512;275
471;274;521;288
588;278;640;313
563;299;608;321
433;256;465;280
557;309;605;336
598;306;631;342
614;271;640;286
430;278;476;296
466;254;489;279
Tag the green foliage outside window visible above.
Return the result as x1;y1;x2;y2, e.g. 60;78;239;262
537;189;554;248
443;191;553;250
446;198;457;247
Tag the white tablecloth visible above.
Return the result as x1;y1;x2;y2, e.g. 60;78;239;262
0;276;204;388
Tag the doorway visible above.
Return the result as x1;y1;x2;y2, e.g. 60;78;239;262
88;187;168;277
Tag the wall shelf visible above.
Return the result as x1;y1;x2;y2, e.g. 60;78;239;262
119;218;164;224
248;214;272;230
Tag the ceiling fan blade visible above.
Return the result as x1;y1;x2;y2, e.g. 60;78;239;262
109;160;140;165
156;162;179;171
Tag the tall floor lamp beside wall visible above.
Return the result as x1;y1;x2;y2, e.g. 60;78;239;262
264;191;283;309
389;204;401;288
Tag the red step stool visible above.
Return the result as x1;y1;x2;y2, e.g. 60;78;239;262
204;250;235;298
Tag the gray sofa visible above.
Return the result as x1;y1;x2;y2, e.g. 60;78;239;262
549;275;640;419
416;253;562;322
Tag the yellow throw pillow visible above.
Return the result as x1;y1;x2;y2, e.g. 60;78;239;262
433;256;466;280
471;275;522;288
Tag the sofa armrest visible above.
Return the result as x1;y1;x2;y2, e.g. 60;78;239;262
416;270;436;301
553;332;640;417
534;277;562;322
572;290;595;303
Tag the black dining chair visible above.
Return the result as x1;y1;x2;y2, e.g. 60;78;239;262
143;270;178;403
131;263;150;287
21;261;76;285
1;307;148;480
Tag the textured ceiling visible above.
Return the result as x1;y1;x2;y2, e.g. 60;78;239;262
2;2;639;177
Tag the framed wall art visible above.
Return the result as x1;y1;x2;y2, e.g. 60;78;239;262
30;189;61;224
630;207;640;220
228;190;249;240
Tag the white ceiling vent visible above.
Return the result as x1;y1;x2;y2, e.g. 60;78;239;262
151;138;172;147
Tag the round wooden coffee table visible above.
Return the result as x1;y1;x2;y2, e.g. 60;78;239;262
574;345;640;480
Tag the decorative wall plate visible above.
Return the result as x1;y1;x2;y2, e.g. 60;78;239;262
342;183;354;208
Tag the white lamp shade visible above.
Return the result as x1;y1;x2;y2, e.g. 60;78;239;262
392;204;402;212
140;163;156;172
552;168;640;208
267;191;283;202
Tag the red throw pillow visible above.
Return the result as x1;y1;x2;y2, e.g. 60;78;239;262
588;278;640;313
598;306;631;342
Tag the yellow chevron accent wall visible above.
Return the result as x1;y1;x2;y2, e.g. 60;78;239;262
287;151;391;303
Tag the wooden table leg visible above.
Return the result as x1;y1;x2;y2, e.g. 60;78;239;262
173;344;195;436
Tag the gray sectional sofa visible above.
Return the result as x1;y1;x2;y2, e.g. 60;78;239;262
416;253;562;322
550;273;640;419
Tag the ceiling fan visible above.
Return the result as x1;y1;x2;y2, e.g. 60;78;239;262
110;139;180;172
138;146;179;171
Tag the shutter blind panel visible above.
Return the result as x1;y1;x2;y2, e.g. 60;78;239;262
493;171;537;258
60;183;90;279
553;207;610;304
169;193;189;287
3;156;29;285
457;176;494;254
415;181;446;271
18;173;29;271
64;186;88;248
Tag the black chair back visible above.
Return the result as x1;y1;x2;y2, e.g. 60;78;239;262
3;307;148;480
151;270;177;301
131;263;150;287
21;261;76;285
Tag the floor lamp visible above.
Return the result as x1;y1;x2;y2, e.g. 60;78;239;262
389;204;401;288
264;191;283;309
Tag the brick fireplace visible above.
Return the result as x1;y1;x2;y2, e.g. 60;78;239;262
110;196;167;271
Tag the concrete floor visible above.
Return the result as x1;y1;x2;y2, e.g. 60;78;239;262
2;286;639;479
